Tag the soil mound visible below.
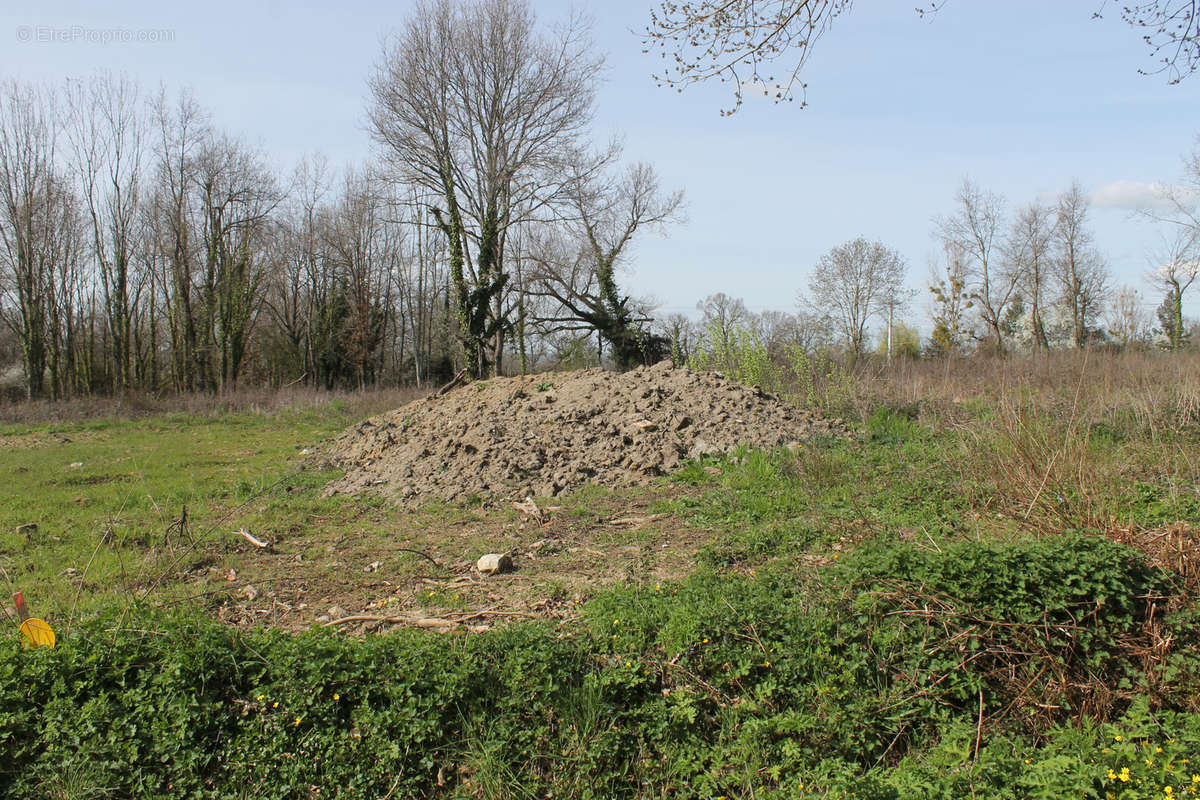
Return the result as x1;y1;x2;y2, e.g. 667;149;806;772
323;361;848;505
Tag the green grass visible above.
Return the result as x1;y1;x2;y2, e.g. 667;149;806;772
2;390;1200;799
0;408;354;621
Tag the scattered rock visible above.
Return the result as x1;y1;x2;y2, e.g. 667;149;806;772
68;462;83;469
327;605;347;619
323;363;849;506
238;585;259;601
476;553;514;575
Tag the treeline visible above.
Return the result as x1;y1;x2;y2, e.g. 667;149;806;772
0;0;685;401
669;172;1200;368
0;77;466;400
2;0;1198;402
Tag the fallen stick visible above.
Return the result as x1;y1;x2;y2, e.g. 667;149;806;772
513;496;545;523
436;369;468;398
235;528;271;549
609;514;666;526
452;609;541;622
324;614;454;629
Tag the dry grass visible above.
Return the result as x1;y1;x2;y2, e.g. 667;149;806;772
0;385;425;426
849;349;1200;429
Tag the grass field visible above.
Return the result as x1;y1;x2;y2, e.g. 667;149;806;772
2;353;1200;799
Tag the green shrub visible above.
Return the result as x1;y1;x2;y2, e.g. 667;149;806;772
0;533;1194;799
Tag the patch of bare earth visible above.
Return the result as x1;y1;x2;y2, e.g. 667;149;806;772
184;482;713;635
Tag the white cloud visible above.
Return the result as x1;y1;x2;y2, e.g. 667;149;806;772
1089;180;1177;212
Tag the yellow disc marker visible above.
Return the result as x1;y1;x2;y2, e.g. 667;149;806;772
12;592;55;649
19;617;55;649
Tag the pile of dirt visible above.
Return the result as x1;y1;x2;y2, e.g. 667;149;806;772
322;361;849;505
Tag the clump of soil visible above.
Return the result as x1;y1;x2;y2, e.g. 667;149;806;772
323;361;848;505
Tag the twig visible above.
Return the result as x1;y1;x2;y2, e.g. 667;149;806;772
102;627;168;637
396;548;445;570
973;686;984;762
164;504;190;547
324;614;457;630
513;496;545;523
451;609;540;622
234;528;272;550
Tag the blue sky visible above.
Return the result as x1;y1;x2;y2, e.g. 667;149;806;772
4;0;1199;327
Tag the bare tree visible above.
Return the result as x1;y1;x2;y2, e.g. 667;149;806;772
1053;182;1109;348
149;88;210;392
368;0;602;378
807;236;906;360
1007;202;1056;351
261;153;330;384
192;134;282;391
323;170;398;389
527;157;683;368
657;311;696;364
64;73;148;391
1106;285;1151;347
936;179;1017;353
643;2;1199;112
0;81;76;399
697;292;749;353
790;305;835;352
